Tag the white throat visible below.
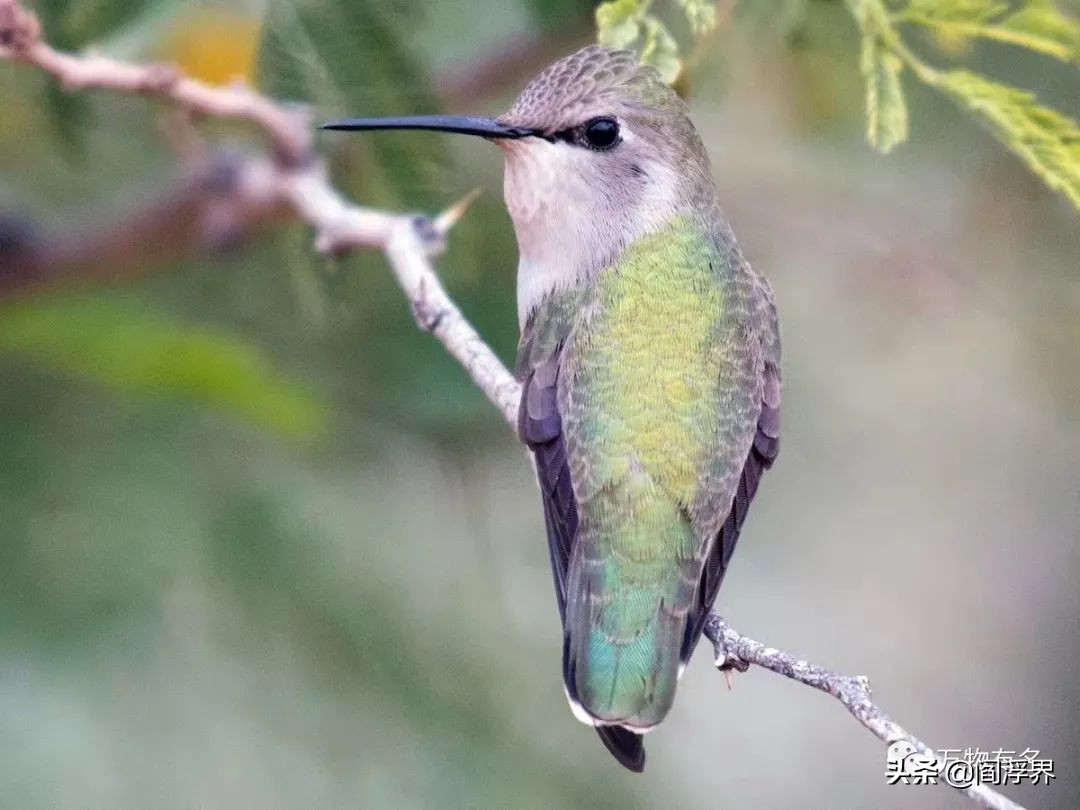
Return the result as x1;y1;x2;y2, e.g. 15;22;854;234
501;135;681;327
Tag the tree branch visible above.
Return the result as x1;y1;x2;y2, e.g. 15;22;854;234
704;615;1023;810
0;3;1026;807
0;0;520;424
0;0;308;165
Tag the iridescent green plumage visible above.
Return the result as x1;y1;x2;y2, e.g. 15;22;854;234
518;213;776;734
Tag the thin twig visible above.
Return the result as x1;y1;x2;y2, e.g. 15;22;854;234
0;0;308;165
704;615;1023;810
0;3;1028;807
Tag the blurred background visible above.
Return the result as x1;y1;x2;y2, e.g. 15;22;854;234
1;0;1078;808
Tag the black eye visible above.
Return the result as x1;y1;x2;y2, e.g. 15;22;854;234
582;117;620;150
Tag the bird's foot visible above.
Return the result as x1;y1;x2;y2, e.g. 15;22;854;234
705;613;750;677
714;648;749;675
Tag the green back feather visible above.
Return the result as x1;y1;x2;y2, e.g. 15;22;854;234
521;215;764;727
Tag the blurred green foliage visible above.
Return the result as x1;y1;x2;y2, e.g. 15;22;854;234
258;0;448;210
0;297;325;437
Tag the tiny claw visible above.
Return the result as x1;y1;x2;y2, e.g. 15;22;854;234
433;187;482;236
723;669;735;691
715;654;750;674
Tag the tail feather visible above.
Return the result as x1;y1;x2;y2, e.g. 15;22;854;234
562;499;697;731
595;726;645;773
561;487;698;770
571;602;686;728
564;627;649;772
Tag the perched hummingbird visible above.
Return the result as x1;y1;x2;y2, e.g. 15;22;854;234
323;45;780;772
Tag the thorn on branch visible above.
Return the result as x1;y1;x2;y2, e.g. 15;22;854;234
433;188;482;236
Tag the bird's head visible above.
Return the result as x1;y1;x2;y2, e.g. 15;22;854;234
322;46;717;321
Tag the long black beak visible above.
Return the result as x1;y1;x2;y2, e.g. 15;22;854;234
319;115;539;140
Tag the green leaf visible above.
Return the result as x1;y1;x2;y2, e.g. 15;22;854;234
997;1;1080;61
675;0;719;35
595;0;721;84
0;299;326;437
901;0;1080;62
860;33;909;152
904;0;1007;24
847;1;1080;215
640;16;682;84
932;69;1080;210
596;0;645;48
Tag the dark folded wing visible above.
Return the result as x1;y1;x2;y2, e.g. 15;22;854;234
519;351;646;772
518;353;577;622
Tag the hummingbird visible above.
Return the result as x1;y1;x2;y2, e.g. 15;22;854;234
323;45;780;772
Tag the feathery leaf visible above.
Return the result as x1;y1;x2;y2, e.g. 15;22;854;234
932;69;1080;209
861;32;910;152
675;0;719;36
641;16;682;83
596;0;644;48
901;0;1080;62
594;0;718;84
848;0;910;152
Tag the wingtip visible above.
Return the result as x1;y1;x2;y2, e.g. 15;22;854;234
596;726;646;773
